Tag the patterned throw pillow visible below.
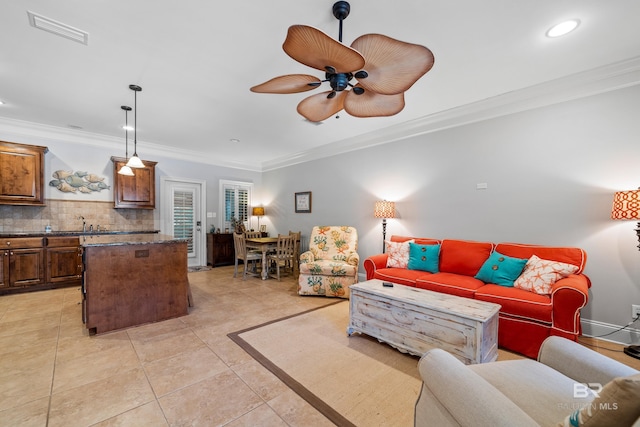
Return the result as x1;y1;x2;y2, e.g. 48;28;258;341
514;255;579;295
386;240;414;268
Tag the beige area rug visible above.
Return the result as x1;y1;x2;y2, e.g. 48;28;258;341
229;301;424;427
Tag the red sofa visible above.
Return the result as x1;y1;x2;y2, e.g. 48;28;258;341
363;236;591;358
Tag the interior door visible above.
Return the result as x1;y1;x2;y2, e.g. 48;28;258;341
161;178;206;267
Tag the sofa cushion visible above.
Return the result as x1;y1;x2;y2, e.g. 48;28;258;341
408;242;440;273
514;255;579;295
475;284;552;323
385;239;414;268
439;239;494;276
373;268;424;287
558;373;640;427
495;243;586;274
475;251;528;287
416;272;486;299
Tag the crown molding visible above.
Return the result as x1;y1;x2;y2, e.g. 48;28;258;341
262;56;640;171
0;117;263;172
2;56;639;173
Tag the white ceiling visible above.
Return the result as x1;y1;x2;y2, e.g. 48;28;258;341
1;1;639;171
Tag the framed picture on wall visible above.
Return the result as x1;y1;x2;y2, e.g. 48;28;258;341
260;225;266;232
295;191;312;213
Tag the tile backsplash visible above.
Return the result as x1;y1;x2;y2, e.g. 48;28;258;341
0;199;156;233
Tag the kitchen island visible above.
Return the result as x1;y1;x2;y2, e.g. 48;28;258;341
82;234;191;334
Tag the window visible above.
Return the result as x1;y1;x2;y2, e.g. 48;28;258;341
220;180;253;232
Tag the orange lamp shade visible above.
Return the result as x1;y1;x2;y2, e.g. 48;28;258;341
374;201;396;219
611;190;640;220
252;206;265;216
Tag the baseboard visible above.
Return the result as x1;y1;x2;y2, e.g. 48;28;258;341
581;318;640;346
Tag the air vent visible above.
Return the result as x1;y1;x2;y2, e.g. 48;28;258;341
27;11;89;45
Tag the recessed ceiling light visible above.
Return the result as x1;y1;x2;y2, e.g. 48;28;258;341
546;19;580;38
122;125;134;131
0;100;4;105
230;138;240;143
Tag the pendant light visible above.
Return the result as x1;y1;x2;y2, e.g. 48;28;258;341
126;84;145;169
117;105;135;176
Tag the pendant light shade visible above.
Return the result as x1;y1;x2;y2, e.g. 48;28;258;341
118;105;135;176
126;84;145;169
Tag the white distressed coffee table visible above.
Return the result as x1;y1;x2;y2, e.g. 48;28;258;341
347;279;500;364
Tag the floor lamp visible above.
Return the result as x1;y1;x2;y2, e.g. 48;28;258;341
374;200;396;253
610;188;640;360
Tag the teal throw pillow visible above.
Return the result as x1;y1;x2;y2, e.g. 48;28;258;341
407;243;440;273
474;251;528;287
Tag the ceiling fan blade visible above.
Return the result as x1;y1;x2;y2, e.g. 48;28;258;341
250;74;321;94
351;34;434;95
284;25;365;73
343;86;405;118
297;90;346;122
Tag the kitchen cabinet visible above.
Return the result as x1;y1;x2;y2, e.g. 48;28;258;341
0;140;48;206
111;156;157;209
46;236;82;286
207;233;234;266
82;235;189;334
1;238;45;289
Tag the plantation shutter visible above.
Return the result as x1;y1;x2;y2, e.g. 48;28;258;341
222;181;252;231
173;190;194;253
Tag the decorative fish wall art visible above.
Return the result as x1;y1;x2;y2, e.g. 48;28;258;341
49;170;110;194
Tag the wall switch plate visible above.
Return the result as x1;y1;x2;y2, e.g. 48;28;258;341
633;304;640;319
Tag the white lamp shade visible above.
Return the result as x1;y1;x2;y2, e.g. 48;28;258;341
117;165;135;176
126;155;145;168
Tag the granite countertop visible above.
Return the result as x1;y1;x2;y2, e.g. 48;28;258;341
0;230;160;238
80;233;190;247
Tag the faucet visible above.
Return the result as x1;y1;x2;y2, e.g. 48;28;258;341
78;216;86;233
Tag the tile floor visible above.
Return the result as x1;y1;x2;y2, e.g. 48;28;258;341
0;267;336;427
1;267;638;426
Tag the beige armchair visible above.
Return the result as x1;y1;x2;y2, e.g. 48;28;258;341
415;336;640;427
298;226;359;298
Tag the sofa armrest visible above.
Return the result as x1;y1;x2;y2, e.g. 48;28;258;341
538;336;639;385
550;274;590;336
416;349;539;427
364;254;388;280
300;250;315;263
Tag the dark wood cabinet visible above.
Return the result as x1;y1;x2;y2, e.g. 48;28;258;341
46;237;82;286
111;156;157;209
0;141;47;206
1;236;82;293
207;233;234;267
83;239;189;334
1;238;45;289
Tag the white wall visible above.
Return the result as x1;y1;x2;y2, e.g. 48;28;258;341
263;84;640;340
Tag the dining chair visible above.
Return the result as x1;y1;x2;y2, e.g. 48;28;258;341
289;230;302;276
244;231;261;239
233;232;262;279
267;234;295;281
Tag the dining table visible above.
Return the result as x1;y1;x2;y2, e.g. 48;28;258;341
245;235;301;280
245;237;278;280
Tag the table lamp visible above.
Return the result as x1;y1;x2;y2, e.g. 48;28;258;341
610;188;640;360
252;206;265;231
374;200;395;253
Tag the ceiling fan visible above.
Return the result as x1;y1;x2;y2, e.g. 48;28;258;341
250;1;435;123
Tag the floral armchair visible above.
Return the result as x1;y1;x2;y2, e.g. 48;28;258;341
298;226;359;298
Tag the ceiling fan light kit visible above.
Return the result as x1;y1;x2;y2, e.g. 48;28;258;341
250;1;434;122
